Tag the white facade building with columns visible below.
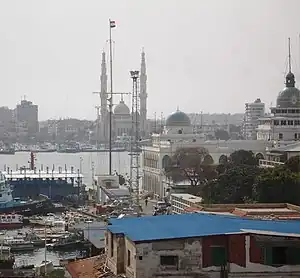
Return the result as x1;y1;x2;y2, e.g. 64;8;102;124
142;109;272;199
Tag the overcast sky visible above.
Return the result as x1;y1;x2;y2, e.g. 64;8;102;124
0;0;299;121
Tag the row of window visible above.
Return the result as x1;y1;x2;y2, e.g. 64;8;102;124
274;120;300;126
143;158;158;168
278;133;300;140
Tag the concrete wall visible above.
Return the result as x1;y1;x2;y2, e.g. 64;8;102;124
128;238;204;278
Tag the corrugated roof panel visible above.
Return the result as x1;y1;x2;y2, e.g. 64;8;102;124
107;213;300;242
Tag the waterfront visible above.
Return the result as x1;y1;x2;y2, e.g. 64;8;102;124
1;151;131;187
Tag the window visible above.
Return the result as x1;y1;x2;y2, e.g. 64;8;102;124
127;250;131;266
160;255;178;266
264;247;300;266
279;133;283;140
281;120;286;125
288;120;294;125
138;256;143;260
211;246;227;266
274;120;279;126
295;133;298;140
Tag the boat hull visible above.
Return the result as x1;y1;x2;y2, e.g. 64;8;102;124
0;199;57;216
0;223;23;229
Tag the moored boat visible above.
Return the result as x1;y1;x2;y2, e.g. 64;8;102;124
0;213;23;229
0;173;56;216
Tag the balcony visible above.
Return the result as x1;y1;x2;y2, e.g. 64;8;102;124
259;159;284;168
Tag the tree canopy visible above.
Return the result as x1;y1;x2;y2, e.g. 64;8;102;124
285;155;300;173
165;147;217;187
229;149;258;166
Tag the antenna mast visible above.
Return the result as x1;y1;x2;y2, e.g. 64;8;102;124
129;70;141;215
288;37;292;72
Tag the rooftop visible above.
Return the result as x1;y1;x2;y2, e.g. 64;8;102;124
171;193;203;204
108;213;300;242
1;170;83;180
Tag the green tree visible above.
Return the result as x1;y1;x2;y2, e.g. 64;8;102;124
202;165;260;204
215;129;230;140
254;166;300;204
285;155;300;173
165;147;217;187
229;150;258;166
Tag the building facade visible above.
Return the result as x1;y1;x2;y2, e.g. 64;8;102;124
243;98;265;140
15;99;39;139
257;42;300;146
106;213;300;278
142;109;272;199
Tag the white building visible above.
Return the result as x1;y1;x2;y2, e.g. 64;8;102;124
142;109;271;199
243;98;265;140
171;193;202;214
257;41;300;146
98;51;150;142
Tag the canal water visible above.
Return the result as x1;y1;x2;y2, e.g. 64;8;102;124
0;151;130;266
1;151;131;187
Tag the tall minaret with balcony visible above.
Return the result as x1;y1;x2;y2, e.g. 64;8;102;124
139;50;148;137
100;52;108;141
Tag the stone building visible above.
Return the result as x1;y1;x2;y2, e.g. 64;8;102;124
105;213;300;278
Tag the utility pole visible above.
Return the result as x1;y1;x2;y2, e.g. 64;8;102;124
108;19;115;175
129;70;141;215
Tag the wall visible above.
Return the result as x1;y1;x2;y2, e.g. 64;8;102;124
128;238;204;278
202;234;300;277
106;231;125;275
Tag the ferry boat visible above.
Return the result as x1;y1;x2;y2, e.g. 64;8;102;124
0;214;23;229
0;173;55;216
2;153;85;203
3;238;34;252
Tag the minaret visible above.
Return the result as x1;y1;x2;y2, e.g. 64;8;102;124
100;52;108;141
285;37;296;88
139;50;148;137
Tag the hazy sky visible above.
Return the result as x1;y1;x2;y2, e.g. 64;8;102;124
0;0;299;121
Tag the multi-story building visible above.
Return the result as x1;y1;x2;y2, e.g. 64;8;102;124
243;98;265;140
15;99;39;138
0;107;15;140
257;40;300;146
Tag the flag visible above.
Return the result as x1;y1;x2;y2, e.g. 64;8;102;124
110;20;116;28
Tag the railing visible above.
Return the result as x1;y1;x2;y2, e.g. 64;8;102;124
259;159;284;168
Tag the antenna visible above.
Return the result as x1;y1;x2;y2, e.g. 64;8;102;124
288;37;292;73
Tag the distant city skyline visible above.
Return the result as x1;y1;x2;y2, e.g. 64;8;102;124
0;0;299;121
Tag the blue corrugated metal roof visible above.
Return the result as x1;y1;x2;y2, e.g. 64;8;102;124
107;213;300;242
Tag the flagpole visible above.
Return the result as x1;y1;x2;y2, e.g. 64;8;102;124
108;19;113;176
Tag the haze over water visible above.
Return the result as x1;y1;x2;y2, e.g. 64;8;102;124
1;152;130;186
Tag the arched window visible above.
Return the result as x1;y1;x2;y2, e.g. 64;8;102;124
219;155;228;164
162;155;172;169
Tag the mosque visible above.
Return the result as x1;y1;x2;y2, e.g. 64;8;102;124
98;51;150;143
141;39;300;199
256;46;300;145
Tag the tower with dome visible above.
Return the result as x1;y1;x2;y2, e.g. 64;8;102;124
98;50;149;142
257;38;300;145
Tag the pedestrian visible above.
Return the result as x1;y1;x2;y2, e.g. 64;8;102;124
145;198;148;207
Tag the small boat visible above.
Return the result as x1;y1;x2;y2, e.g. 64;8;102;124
4;238;34;252
0;214;23;229
37;260;54;275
